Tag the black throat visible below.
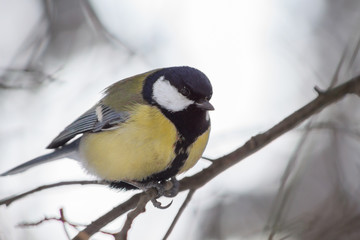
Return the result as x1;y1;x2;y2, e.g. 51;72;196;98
161;105;210;144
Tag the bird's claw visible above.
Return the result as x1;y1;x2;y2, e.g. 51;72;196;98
151;198;173;209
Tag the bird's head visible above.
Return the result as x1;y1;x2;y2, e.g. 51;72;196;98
143;66;214;113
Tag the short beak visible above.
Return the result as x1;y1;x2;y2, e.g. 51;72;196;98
196;100;215;111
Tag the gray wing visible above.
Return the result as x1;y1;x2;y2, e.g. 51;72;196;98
47;104;129;149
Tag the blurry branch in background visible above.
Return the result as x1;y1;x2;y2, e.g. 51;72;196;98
305;121;360;139
2;74;360;240
0;0;138;89
267;36;360;240
266;120;315;240
79;0;138;56
327;31;360;90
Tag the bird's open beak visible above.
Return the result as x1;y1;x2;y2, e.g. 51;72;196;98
196;100;215;111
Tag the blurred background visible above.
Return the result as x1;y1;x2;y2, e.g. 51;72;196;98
1;0;360;239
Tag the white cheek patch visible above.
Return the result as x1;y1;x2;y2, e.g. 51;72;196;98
152;76;194;112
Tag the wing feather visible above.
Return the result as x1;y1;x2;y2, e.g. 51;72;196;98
47;105;129;149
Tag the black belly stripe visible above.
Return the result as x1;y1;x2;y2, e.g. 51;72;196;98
141;134;190;183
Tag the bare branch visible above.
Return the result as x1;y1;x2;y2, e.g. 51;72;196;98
0;180;106;206
72;188;157;240
163;189;196;240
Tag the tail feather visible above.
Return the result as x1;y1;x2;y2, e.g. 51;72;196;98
0;139;80;176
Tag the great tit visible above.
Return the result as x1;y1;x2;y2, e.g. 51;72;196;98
1;66;214;194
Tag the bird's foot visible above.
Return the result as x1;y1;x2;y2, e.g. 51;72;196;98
126;177;179;209
143;177;179;198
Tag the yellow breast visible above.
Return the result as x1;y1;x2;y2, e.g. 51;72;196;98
179;128;210;173
79;104;177;181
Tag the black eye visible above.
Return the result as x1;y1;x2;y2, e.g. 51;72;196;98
180;87;190;97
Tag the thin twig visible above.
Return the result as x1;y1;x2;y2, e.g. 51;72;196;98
19;216;60;227
328;42;348;89
163;189;196;240
0;180;106;206
347;34;360;74
19;207;89;239
115;193;150;240
201;156;215;162
59;208;72;240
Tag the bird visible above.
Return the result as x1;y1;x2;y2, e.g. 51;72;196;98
0;66;214;205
